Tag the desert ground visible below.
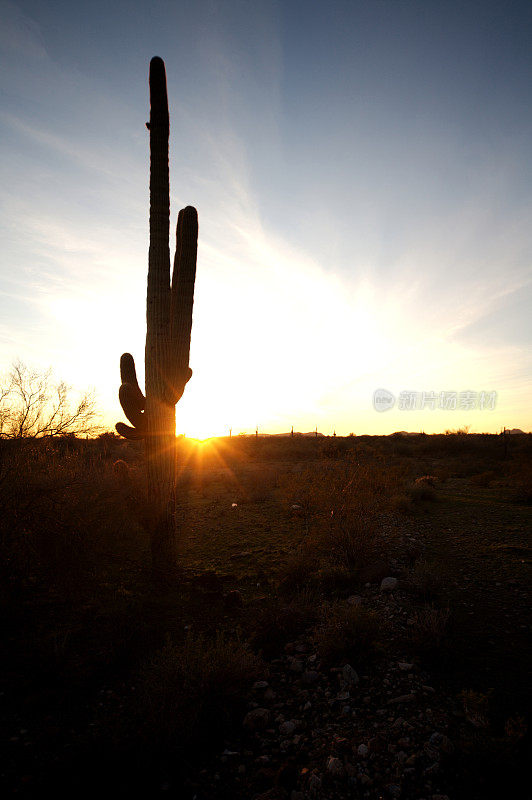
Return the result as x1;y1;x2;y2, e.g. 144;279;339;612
1;432;530;798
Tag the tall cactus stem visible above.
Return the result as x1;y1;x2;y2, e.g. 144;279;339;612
116;57;198;581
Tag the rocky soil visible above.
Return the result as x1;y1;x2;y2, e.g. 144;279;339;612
186;585;457;800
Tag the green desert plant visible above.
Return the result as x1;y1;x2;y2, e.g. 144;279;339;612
116;57;198;580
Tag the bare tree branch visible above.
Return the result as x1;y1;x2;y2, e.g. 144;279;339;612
0;361;102;439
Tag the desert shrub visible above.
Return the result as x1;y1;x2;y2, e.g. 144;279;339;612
409;482;438;502
278;465;330;513
408;605;450;657
407;559;445;599
434;466;451;483
249;593;318;657
0;440;145;597
415;475;437;487
470;470;497;487
278;549;319;595
404;539;423;565
507;463;532;504
314;602;381;665
136;632;261;746
326;513;383;575
459;689;492;729
504;714;527;742
312;563;358;596
390;493;415;514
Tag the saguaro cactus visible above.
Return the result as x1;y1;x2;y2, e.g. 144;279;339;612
116;57;198;580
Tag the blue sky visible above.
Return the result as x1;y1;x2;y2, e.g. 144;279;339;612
1;0;531;435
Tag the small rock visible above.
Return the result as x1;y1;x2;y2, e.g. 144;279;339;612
386;784;401;798
369;736;385;753
253;680;269;690
303;670;320;684
397;737;410;748
327;756;345;777
342;664;359;687
345;762;357;778
397;662;414;671
243;708;271;731
347;595;362;606
424;742;440;761
440;735;454;754
357;744;369;757
380;577;398;592
387;693;416;705
279;719;298;736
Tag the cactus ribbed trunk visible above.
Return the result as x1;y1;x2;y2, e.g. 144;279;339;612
116;57;198;582
145;56;176;576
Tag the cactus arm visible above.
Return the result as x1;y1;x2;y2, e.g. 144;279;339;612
117;352;146;438
119;383;147;431
169;205;198;403
120;353;145;409
115;421;145;440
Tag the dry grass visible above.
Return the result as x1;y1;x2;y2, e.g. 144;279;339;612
278;458;404;587
314;602;381;666
1;431;529;795
407;559;445;600
277;548;319;594
135;631;261;745
408;605;450;656
0;440;146;597
248;592;318;657
326;513;383;575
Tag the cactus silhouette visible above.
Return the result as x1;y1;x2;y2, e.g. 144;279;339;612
116;57;198;579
